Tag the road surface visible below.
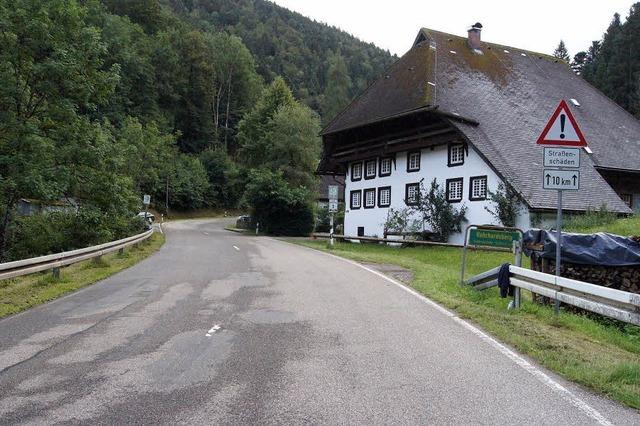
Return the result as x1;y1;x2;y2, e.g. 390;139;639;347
0;219;637;425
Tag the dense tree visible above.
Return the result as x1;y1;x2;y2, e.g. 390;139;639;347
321;52;352;126
553;40;571;62
580;5;640;117
0;0;121;259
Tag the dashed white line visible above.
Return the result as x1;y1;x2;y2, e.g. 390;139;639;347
233;245;240;251
281;240;614;426
205;324;221;337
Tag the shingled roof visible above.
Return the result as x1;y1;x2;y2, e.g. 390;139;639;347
322;28;638;213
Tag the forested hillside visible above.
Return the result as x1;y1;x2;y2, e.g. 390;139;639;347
565;3;640;118
165;0;396;116
0;0;392;261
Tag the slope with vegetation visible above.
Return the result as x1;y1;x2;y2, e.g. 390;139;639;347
1;0;393;262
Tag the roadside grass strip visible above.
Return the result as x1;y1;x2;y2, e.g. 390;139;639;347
0;232;165;319
292;239;640;409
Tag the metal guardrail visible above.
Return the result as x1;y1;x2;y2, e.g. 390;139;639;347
311;233;463;248
0;229;154;281
466;264;640;326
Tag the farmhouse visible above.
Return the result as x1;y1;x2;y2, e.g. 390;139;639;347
318;24;639;244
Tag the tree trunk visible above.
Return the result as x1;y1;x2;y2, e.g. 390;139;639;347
224;69;234;150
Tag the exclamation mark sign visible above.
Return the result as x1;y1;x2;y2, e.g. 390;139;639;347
559;114;566;139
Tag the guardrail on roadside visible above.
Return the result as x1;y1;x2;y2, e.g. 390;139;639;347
0;229;154;281
465;264;640;326
311;233;463;248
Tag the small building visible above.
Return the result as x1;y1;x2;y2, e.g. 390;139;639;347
318;24;638;244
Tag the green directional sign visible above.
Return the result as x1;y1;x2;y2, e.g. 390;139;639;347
468;228;520;249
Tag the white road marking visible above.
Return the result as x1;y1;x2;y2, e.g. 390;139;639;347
206;324;221;337
233;245;240;251
284;241;613;426
203;232;209;235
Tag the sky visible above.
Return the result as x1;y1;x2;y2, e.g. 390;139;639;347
271;0;635;57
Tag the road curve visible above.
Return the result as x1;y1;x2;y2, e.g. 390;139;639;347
0;219;637;425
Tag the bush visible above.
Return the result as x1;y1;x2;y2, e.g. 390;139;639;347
5;208;140;261
244;169;314;236
564;205;620;232
485;182;522;227
411;178;467;242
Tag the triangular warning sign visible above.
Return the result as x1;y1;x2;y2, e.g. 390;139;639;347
536;100;588;147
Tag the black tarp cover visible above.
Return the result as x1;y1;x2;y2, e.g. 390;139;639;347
523;229;640;266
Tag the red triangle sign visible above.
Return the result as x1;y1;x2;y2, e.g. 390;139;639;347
536;100;588;146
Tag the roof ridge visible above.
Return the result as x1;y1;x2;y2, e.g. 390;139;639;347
419;27;558;61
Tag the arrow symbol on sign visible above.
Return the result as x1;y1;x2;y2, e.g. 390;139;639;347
545;173;551;184
572;175;577;185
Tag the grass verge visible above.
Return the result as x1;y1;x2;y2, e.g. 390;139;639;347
291;239;640;409
0;232;165;319
565;212;638;235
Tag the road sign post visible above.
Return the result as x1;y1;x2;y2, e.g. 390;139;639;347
143;194;151;231
537;101;587;314
328;185;339;246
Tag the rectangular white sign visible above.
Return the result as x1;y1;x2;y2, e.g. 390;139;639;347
328;201;338;213
143;194;151;205
328;185;339;202
543;147;580;168
543;169;580;191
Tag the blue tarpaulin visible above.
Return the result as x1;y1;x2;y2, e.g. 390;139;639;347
523;229;640;267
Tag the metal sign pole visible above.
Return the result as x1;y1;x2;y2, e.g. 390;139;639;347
555;189;563;314
330;213;334;246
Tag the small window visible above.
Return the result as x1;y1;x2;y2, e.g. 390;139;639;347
379;157;392;177
448;144;465;167
364;159;377;179
351;162;362;181
407;151;421;172
446;178;463;203
469;175;487;201
364;188;376;208
378;186;391;207
620;193;633;208
405;183;420;206
357;226;365;237
350;190;362;209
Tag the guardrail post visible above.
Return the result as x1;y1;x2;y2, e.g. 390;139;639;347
118;248;124;256
52;267;60;280
513;241;522;309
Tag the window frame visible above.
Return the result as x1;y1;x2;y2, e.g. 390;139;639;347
377;186;391;208
447;143;465;167
620;193;633;208
469;175;488;201
407;151;421;173
350;190;362;210
351;162;363;182
364;159;377;180
446;177;464;203
405;182;420;206
379;157;392;177
363;188;376;209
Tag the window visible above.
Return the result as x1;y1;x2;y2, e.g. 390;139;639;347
365;159;377;179
357;226;365;237
405;183;420;206
379;157;392;177
378;186;391;207
448;143;465;167
407;151;421;172
364;188;376;208
446;178;463;203
620;193;633;208
350;190;362;209
351;162;362;181
469;176;487;201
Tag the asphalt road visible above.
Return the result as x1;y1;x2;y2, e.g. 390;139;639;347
0;219;637;425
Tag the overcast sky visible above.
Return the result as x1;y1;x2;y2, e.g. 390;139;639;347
271;0;635;57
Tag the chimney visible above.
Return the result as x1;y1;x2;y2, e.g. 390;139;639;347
467;22;483;51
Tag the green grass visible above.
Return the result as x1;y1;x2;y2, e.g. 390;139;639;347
565;213;639;236
291;239;640;409
0;232;165;319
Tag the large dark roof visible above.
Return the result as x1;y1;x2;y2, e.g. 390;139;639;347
322;28;638;213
